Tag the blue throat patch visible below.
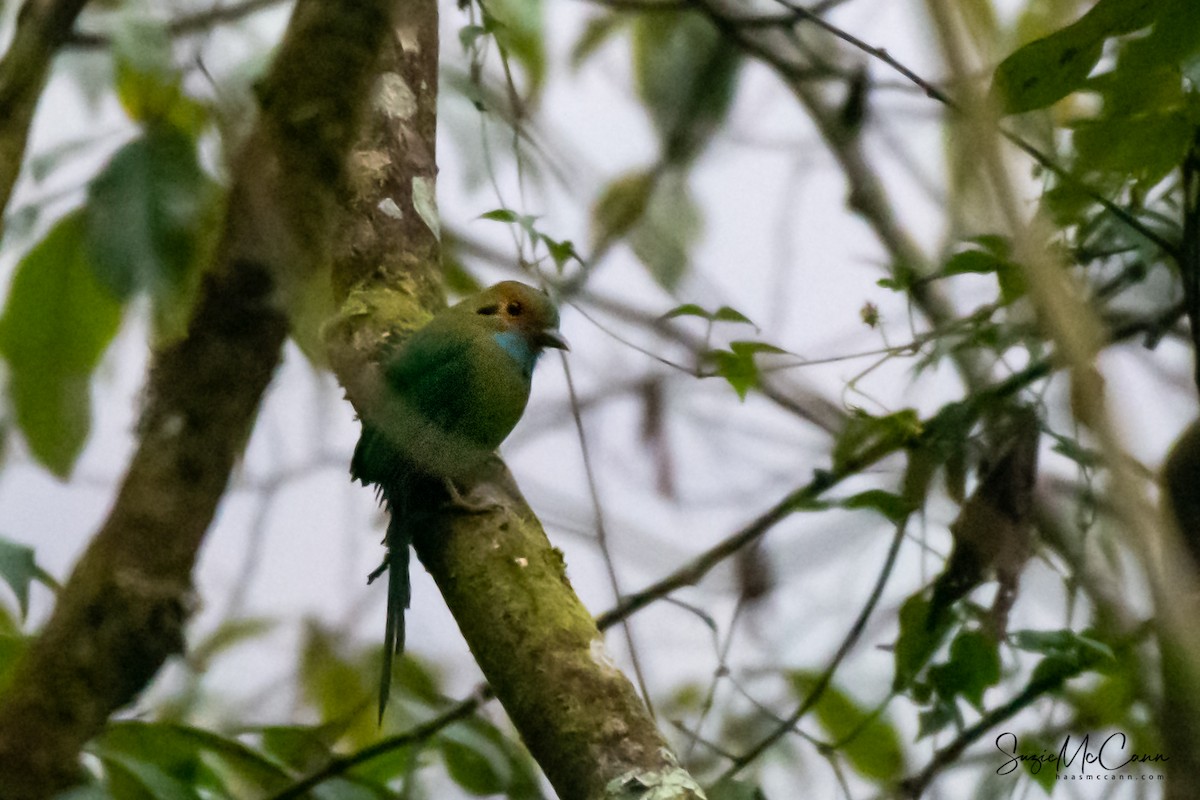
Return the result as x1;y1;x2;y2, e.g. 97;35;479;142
493;330;539;377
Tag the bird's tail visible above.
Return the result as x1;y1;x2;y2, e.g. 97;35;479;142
375;508;412;722
355;424;415;723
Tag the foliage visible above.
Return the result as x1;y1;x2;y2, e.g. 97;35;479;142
1;0;1198;798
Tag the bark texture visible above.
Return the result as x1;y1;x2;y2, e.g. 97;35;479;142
0;0;397;795
321;2;702;797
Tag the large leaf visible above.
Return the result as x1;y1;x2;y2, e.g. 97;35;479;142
632;11;740;162
481;0;546;98
0;212;124;477
629;170;701;290
112;15;207;132
992;0;1160;114
85;126;215;303
789;671;906;782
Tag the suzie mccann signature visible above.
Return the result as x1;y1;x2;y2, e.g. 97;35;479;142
996;732;1168;776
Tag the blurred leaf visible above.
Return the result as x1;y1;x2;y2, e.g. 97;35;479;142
1119;0;1200;71
591;169;656;250
707;778;767;800
993;32;1104;114
101;757;201;800
542;236;580;273
893;593;954;692
706;341;787;400
1013;629;1115;686
459;24;487;52
629;170;701;290
85;127;216;303
992;0;1159;114
93;723;213;800
1072;109;1191;189
943;249;1007;277
833;408;921;473
189;617;277;669
480;208;521;223
661;303;755;326
839;490;914;524
439;721;513;796
789;672;905;782
0;537;36;618
915;698;959;739
299;622;374;746
482;0;546;97
0;211;124;477
632;10;740;162
929;630;1001;711
112;16;207;132
258;725;338;773
571;13;628;69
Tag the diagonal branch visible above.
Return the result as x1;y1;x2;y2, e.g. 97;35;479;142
320;4;703;797
0;0;397;796
0;0;92;232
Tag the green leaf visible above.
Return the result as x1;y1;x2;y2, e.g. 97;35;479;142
91;722;309;799
112;15;207;132
713;306;755;325
85;127;217;303
543;236;580;273
915;698;959;739
893;593;954;692
591;169;656;250
258;725;338;773
943;249;1007;277
929;629;1001;710
571;13;628;69
839;490;914;524
1072;109;1192;189
992;0;1160;114
0;212;124;477
482;0;546;97
788;672;905;782
632;11;740;162
439;721;514;795
0;537;36;618
629;170;701;290
189;617;277;669
459;24;488;51
992;31;1104;114
707;779;767;800
707;341;788;400
480;208;520;223
1012;629;1115;686
662;302;756;326
832;408;922;473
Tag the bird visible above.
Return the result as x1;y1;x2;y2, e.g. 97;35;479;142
350;281;568;721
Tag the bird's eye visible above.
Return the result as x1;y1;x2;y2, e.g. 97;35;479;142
477;304;499;315
506;301;523;316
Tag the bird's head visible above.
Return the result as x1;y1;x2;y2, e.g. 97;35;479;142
460;281;569;370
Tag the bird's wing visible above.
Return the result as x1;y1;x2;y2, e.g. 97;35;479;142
383;322;493;443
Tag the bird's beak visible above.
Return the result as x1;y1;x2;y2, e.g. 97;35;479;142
537;329;570;351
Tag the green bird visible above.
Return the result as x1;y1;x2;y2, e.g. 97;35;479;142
351;281;568;720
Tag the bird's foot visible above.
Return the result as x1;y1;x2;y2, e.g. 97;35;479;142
441;479;506;515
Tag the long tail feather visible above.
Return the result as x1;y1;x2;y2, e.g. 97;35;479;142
378;511;412;722
355;424;416;723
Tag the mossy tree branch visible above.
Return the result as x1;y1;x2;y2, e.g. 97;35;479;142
0;0;396;796
321;4;702;798
0;0;92;230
